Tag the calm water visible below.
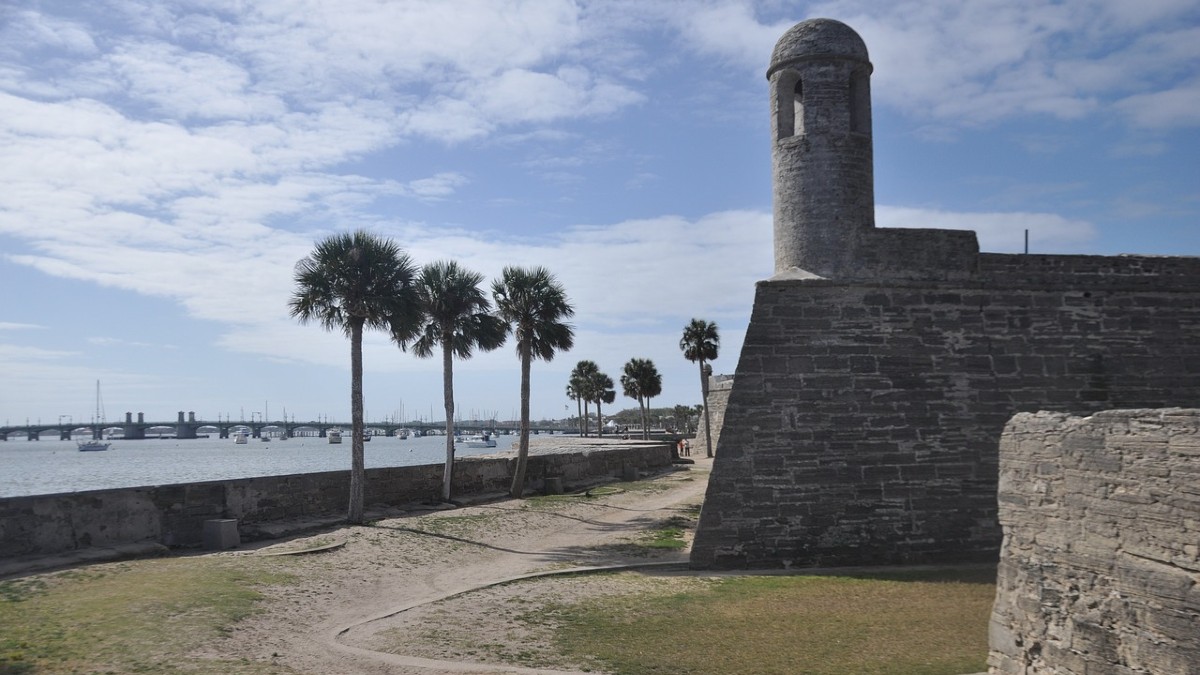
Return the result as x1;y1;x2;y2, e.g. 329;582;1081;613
0;433;518;497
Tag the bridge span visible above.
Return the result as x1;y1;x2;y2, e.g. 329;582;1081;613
0;410;569;441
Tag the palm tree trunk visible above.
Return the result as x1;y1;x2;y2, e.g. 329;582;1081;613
582;400;590;437
576;398;583;436
596;399;603;437
348;318;366;524
510;341;532;498
639;397;648;440
441;340;455;502
700;359;714;458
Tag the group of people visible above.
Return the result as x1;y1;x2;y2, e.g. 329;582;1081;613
676;438;692;457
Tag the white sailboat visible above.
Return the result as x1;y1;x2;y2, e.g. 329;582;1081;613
78;380;111;452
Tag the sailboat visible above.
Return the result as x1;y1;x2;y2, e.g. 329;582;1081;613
78;380;111;452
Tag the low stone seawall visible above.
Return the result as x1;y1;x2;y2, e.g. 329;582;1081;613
989;409;1200;674
0;441;670;560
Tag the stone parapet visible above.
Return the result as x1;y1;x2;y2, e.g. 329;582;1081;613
0;441;671;560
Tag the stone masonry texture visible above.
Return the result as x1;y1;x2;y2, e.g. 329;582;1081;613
690;255;1200;569
693;374;732;457
988;409;1200;674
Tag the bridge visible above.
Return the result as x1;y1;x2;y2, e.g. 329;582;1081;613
0;411;571;441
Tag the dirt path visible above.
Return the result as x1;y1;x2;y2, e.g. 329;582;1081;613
209;457;712;674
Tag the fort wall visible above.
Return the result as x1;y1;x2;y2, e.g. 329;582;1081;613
691;254;1200;568
693;374;733;456
0;443;671;560
988;409;1200;674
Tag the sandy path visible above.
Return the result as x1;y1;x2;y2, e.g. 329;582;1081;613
211;456;712;675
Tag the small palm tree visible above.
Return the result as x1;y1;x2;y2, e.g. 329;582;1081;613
620;358;662;440
405;260;507;502
571;360;600;436
589;371;616;437
565;381;584;437
680;318;720;457
673;404;694;433
493;266;575;498
289;230;419;524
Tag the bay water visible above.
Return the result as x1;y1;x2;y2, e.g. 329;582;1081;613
0;433;519;498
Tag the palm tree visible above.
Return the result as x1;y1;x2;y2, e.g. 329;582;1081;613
565;381;584;436
673;404;694;433
493;266;575;498
680;318;720;457
405;260;507;503
589;371;616;437
570;360;600;436
289;230;419;524
620;358;662;440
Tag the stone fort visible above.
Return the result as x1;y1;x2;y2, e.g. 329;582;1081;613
690;18;1200;570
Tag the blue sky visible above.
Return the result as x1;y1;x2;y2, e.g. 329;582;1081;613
1;0;1197;428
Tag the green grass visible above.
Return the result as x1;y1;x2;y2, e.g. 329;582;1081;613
0;558;295;674
637;515;692;550
548;567;995;675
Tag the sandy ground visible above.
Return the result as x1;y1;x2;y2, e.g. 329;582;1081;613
199;444;713;675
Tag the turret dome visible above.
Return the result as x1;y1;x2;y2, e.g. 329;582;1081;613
767;18;870;79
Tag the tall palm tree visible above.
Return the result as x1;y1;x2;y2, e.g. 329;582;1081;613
620;358;662;440
589;371;616;437
570;360;600;436
680;318;720;457
405;260;507;502
493;266;575;498
289;230;419;524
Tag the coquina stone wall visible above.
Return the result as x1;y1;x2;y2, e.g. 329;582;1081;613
989;409;1200;674
693;374;733;457
691;254;1200;569
0;443;670;559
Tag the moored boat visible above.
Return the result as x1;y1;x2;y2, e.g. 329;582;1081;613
328;430;342;444
77;439;111;452
457;432;497;449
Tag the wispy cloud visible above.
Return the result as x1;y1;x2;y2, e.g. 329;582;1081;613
670;0;1200;130
87;337;179;350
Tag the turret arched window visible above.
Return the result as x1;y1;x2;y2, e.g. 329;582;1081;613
793;79;805;137
775;71;803;140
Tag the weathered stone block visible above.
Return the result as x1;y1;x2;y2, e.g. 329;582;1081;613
203;519;239;550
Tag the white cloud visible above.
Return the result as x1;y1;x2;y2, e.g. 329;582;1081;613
1113;77;1200;129
87;337;178;350
671;0;1200;130
877;205;1097;253
106;41;286;120
0;322;42;331
0;9;97;58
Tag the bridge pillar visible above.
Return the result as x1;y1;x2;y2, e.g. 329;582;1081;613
123;412;147;440
29;430;39;440
175;411;198;439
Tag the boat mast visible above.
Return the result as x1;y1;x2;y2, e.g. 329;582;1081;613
94;379;106;425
